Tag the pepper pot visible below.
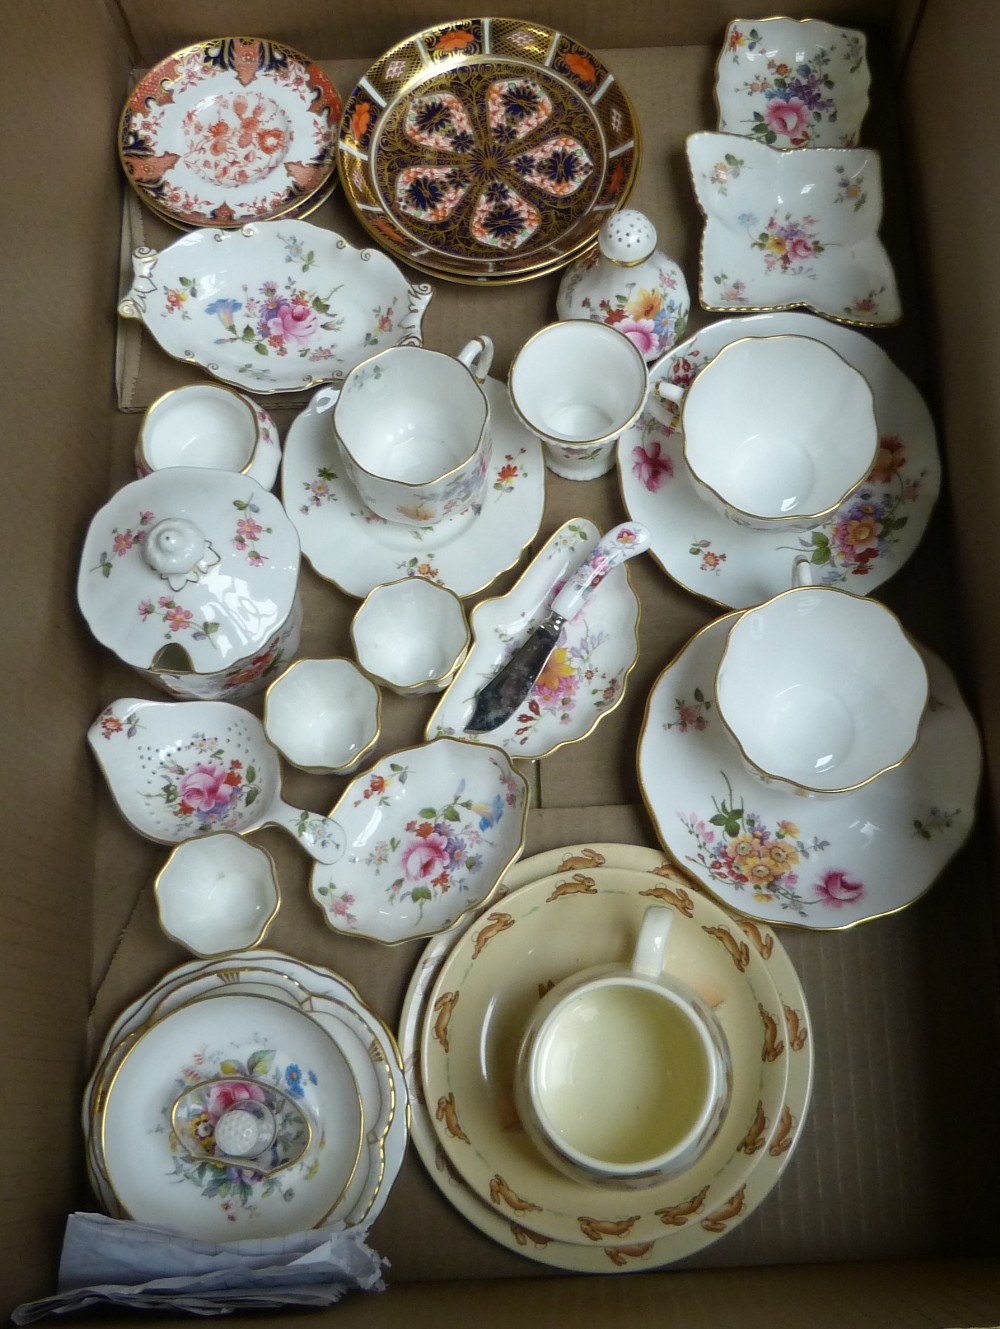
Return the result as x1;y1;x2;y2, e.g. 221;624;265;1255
556;209;690;362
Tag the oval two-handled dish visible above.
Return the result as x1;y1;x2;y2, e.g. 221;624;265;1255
118;220;433;394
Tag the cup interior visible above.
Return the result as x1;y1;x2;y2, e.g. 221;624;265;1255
529;976;718;1174
717;588;929;792
683;336;877;520
511;322;648;444
337;348;487;483
156;835;278;956
265;659;379;771
144;386;258;472
353;579;468;688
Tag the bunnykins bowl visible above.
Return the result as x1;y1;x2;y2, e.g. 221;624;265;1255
309;737;529;944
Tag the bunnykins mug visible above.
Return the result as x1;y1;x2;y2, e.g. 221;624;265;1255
314;337;494;527
513;906;731;1188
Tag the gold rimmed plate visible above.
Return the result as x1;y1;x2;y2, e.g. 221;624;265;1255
337;18;640;283
120;37;342;229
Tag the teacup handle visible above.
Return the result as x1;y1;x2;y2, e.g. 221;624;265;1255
313;385;341;415
792;557;814;589
630;906;674;979
457;335;495;385
650;376;686;409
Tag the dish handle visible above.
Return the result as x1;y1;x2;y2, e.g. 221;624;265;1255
270;798;346;865
117;245;161;320
398;279;435;346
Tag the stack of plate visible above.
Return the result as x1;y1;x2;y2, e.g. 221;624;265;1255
400;842;813;1272
84;951;407;1241
336;18;640;285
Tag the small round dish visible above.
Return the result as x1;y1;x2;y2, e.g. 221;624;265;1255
310;737;530;944
135;385;281;491
264;658;381;774
119;37;343;229
154;833;280;957
351;580;470;695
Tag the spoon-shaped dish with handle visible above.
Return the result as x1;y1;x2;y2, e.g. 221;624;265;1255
88;697;345;864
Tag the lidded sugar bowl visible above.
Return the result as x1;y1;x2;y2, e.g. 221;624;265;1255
77;468;302;701
556;208;690;362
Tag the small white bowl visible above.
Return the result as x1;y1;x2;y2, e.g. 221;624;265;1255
154;834;280;957
351;579;470;695
263;658;381;774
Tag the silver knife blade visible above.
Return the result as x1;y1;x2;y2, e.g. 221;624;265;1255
463;614;563;733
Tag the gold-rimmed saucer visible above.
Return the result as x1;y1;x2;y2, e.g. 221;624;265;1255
401;842;813;1272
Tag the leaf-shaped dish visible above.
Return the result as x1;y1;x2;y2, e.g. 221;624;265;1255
426;518;641;759
118;220;433;394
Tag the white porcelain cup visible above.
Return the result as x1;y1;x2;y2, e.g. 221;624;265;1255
508;320;649;480
716;562;929;796
263;657;381;774
513;906;731;1189
654;335;878;531
351;578;470;695
135;384;281;489
314;338;494;527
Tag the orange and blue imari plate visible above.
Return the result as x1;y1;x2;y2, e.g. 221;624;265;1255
119;37;342;229
337;19;641;283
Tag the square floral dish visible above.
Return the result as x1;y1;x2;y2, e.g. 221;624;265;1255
686;131;900;326
716;18;870;148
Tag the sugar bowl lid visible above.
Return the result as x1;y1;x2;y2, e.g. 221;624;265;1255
77;468;300;675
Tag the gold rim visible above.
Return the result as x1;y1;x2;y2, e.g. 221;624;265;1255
117;37;342;231
713;584;930;795
678;334;879;526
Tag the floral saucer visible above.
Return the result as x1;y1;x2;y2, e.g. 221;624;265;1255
400;841;813;1272
426;518;640;758
638;616;982;930
715;19;870;148
85;950;407;1233
337;18;639;283
119;38;342;229
281;377;545;598
619;312;940;609
310;738;529;945
96;991;364;1240
118;220;432;394
686;132;900;326
420;864;794;1247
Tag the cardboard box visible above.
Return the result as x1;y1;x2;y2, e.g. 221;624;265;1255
6;0;1000;1321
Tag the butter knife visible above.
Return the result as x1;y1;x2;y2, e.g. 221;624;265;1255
465;522;650;733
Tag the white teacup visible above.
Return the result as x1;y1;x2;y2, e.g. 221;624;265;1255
513;906;731;1189
716;566;929;796
351;578;470;695
508;320;648;481
136;384;281;489
655;335;878;531
316;338;494;527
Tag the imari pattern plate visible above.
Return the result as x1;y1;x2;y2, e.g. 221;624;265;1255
337;19;640;283
119;38;343;229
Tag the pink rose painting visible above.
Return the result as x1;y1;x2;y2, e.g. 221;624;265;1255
814;869;864;907
178;762;237;815
205;1079;266;1120
265;300;319;345
632;437;674;492
402;831;452;881
764;95;809;142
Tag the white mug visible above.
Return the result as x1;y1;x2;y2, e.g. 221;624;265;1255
508;320;648;480
654;335;878;531
715;560;929;796
316;338;494;527
513;906;731;1188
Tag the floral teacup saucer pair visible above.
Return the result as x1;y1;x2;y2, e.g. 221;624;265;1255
281;377;544;597
619;311;941;611
638;615;981;930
